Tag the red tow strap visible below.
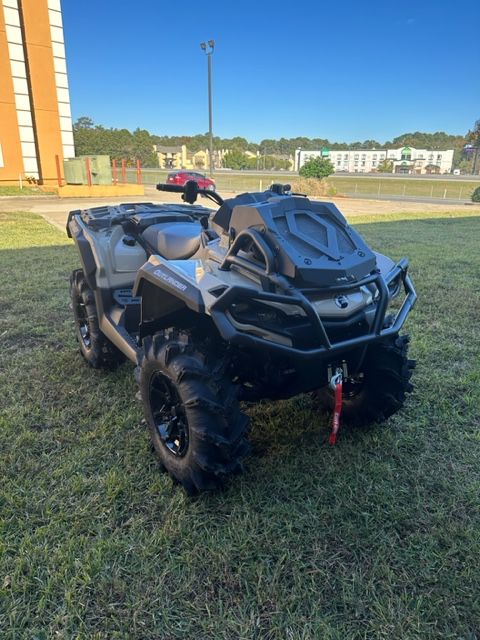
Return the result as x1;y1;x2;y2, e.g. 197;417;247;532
329;376;343;446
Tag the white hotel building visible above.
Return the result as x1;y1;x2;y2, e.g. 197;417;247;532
295;147;455;175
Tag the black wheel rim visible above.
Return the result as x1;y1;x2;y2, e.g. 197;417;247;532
75;295;91;349
149;372;189;457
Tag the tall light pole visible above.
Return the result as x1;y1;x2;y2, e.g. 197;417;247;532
200;40;215;176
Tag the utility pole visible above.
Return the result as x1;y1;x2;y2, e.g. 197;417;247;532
200;40;215;176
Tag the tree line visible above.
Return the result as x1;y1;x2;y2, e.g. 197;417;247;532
73;116;479;171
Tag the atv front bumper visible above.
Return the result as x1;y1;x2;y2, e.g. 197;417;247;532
210;258;416;361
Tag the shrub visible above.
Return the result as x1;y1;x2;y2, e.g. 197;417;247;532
291;178;335;197
472;186;480;202
299;157;334;179
223;150;250;170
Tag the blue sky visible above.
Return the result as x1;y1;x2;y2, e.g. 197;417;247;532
62;0;480;143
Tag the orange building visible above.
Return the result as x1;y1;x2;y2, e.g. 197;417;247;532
0;0;74;185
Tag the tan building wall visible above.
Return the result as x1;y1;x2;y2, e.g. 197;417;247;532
0;2;24;181
155;145;236;171
0;0;74;185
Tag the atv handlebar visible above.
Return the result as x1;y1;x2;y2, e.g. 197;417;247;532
157;181;224;206
156;183;185;193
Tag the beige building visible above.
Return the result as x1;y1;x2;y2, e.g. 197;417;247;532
154;145;231;171
296;146;455;175
155;145;294;171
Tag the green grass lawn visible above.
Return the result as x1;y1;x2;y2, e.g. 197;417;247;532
329;176;478;200
0;186;56;197
133;169;479;200
1;210;480;639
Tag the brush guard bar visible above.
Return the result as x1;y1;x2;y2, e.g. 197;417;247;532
211;232;416;359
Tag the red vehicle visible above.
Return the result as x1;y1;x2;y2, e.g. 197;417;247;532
166;170;216;191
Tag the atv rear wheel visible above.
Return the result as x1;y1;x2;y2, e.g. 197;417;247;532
70;269;125;369
140;330;250;494
314;334;416;427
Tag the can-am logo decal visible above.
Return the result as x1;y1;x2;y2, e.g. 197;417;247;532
153;269;187;292
335;295;349;309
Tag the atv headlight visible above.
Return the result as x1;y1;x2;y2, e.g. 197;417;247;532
226;299;306;346
310;287;373;317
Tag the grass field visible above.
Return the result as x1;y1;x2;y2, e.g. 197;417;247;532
329;177;478;200
128;169;479;201
0;186;56;197
1;210;480;639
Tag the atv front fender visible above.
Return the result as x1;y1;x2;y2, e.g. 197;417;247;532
134;256;205;339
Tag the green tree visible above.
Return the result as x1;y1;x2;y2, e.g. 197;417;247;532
466;119;480;145
222;150;250;170
299;156;334;179
132;128;158;167
73;118;475;172
376;159;394;173
74;116;95;129
73;117;158;166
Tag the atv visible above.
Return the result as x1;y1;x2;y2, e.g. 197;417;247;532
67;181;417;494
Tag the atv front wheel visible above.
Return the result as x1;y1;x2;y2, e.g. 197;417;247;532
314;334;415;426
70;269;125;369
140;330;250;494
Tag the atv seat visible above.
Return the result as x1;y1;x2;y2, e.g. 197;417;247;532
142;222;202;260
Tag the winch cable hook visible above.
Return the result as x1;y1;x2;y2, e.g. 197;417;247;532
329;368;344;446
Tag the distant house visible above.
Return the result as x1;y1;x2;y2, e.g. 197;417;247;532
154;145;229;171
154;145;186;170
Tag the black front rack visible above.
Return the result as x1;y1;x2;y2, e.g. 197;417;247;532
211;226;416;359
